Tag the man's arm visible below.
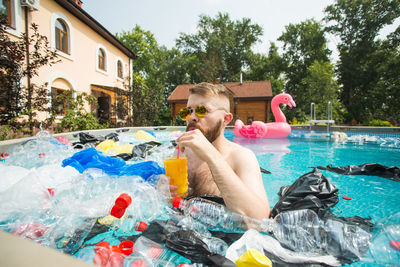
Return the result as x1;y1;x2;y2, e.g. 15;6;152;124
177;129;270;220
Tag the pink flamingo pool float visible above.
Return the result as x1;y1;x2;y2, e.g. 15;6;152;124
233;93;296;138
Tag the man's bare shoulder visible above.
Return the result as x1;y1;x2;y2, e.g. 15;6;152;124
224;140;259;166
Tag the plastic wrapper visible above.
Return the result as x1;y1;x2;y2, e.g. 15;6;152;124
226;229;342;266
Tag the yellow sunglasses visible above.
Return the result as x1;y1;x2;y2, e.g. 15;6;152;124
178;105;208;121
178;105;227;121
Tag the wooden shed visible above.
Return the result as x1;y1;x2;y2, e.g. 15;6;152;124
167;81;273;124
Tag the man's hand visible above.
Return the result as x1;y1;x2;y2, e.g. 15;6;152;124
176;129;216;162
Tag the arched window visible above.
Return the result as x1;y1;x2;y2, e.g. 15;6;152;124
55;18;69;54
117;60;123;78
98;48;106;70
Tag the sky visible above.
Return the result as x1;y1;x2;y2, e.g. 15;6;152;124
82;0;337;54
82;0;399;60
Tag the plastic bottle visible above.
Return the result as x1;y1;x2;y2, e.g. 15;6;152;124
173;197;343;255
199;235;229;255
167;214;212;237
172;197;269;233
271;209;328;253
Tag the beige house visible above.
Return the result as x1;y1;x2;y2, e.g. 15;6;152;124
1;0;136;123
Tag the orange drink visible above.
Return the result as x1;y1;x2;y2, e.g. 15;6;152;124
163;157;188;197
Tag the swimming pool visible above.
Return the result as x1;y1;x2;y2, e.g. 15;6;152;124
226;131;400;220
0;128;399;266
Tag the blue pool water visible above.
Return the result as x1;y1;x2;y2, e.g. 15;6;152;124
226;131;400;222
1;129;399;266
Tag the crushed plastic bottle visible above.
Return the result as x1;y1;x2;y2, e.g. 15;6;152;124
271;209;328;253
172;197;268;233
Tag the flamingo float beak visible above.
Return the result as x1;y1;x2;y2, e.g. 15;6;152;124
288;99;296;110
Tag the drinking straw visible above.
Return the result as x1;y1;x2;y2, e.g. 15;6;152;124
176;146;180;159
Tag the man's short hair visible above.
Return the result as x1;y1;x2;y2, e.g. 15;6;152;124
189;82;234;100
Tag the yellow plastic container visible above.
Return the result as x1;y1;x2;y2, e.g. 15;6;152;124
235;249;272;267
163;157;188;197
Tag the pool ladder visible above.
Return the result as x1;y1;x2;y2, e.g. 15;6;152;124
310;102;335;133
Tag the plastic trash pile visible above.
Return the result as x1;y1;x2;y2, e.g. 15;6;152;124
0;130;399;266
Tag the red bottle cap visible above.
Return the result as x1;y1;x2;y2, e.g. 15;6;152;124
172;197;183;209
131;259;148;267
177;264;192;267
115;193;132;209
134;221;148;232
110;206;126;219
119;240;134;256
111;245;122;253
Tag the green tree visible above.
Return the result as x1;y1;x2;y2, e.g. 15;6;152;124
278;19;332;121
247;42;286;95
301;61;345;123
324;0;400;123
117;25;166;125
0;16;59;130
176;12;263;82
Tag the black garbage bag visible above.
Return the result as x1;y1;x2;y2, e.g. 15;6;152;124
271;168;338;218
315;163;400;181
186;194;226;206
103;132;119;142
114;141;162;161
165;230;236;266
131;141;161;158
72;132;119;149
141;220;170;244
76;132;98;144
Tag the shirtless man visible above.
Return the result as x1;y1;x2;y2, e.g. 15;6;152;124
176;82;270;220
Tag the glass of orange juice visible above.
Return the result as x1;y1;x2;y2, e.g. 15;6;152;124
163;156;188;198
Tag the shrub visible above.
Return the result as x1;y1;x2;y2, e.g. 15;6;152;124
367;120;392;127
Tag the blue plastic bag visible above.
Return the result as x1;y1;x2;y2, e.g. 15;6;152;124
62;148;165;179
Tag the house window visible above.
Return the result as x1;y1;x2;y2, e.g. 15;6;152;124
0;0;11;26
98;48;106;70
117;60;123;78
55;19;69;54
51;87;70;115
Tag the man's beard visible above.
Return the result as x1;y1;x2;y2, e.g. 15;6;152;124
186;119;223;143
